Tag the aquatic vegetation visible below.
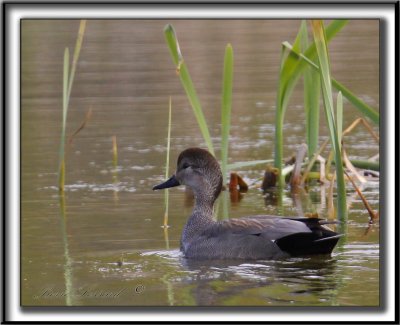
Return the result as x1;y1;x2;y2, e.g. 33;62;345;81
274;20;348;186
300;20;320;160
220;44;234;185
112;135;118;170
111;135;120;202
273;19;379;220
164;24;214;156
163;21;378;222
58;20;87;192
163;97;173;228
274;20;379;182
164;24;234;185
312;20;347;220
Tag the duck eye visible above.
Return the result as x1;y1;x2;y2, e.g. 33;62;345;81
182;162;190;169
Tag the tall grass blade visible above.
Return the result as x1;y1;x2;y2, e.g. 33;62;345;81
164;24;214;155
274;20;347;186
67;20;87;103
58;48;70;192
331;79;379;124
290;20;349;81
221;44;234;185
312;20;347;221
221;190;229;220
337;91;343;150
58;20;87;192
300;20;320;159
63;48;69;127
282;41;379;125
274;23;305;186
163;97;173;227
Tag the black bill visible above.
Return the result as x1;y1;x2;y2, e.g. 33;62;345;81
152;175;180;190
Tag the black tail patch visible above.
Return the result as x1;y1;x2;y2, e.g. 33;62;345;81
276;232;342;256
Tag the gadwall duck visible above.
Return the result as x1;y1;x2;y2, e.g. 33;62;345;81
153;148;342;260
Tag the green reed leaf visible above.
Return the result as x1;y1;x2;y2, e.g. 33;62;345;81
163;97;172;227
300;20;320;159
164;24;214;155
312;19;347;221
337;91;343;151
274;20;348;186
58;47;70;192
227;159;273;171
221;44;233;184
282;41;379;125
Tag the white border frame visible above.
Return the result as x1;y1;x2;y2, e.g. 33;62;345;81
5;2;396;323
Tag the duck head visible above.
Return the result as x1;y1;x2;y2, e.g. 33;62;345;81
153;148;223;203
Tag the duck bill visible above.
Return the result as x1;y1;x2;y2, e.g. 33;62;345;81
152;175;180;190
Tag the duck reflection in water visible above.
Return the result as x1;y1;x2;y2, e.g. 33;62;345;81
179;255;339;306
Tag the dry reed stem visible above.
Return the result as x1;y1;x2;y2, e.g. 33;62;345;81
368;153;379;161
342;148;367;183
68;106;92;145
343;169;378;222
300;138;329;185
342;117;379;143
290;143;308;188
317;155;326;183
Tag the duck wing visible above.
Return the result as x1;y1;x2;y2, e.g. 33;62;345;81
204;216;342;256
208;215;312;241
